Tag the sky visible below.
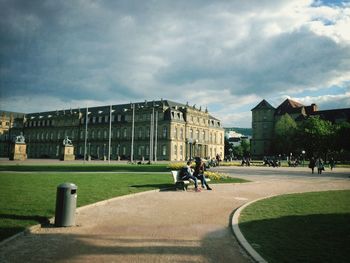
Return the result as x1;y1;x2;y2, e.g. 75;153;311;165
0;0;349;128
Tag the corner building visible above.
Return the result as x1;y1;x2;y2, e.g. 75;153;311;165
251;98;350;158
5;100;224;161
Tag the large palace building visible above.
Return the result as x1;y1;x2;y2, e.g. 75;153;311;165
251;98;350;158
0;100;224;161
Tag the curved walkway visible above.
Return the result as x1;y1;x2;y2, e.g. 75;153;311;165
1;167;349;263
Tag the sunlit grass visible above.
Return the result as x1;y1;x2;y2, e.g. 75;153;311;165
239;190;350;263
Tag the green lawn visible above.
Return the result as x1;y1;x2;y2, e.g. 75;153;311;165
0;168;246;242
239;190;350;263
0;163;170;172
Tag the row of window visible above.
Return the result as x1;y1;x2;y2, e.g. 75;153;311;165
22;126;170;142
25;143;169;157
188;115;221;127
184;128;223;144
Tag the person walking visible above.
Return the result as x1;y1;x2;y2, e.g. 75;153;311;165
309;157;316;174
329;157;335;171
315;157;324;175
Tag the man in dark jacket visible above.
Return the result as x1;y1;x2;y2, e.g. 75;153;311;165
193;157;212;190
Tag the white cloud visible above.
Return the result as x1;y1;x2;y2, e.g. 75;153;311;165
1;0;349;127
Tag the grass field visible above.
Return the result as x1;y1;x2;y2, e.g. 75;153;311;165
239;190;350;263
0;167;247;242
0;163;169;172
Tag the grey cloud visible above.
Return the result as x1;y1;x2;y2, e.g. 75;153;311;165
0;0;349;115
157;28;350;96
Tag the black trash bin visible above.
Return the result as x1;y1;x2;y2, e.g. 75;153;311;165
55;183;78;227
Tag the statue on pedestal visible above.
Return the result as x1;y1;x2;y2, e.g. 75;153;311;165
61;136;75;161
14;132;25;144
63;136;73;146
10;132;27;160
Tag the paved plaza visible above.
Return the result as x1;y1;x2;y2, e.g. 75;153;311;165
0;166;349;262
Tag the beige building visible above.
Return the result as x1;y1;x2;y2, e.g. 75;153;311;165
0;111;25;157
2;100;224;161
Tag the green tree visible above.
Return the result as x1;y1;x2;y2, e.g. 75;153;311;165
241;139;250;157
334;121;350;152
232;145;243;158
273;113;298;155
296;116;334;159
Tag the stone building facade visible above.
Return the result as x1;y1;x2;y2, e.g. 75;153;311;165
251;98;350;158
0;111;25;157
1;100;224;161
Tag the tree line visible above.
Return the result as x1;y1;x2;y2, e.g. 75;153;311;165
273;114;350;161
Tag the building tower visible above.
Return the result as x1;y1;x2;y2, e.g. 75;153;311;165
251;99;275;158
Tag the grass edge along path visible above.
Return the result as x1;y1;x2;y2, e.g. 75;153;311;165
238;190;350;263
0;171;247;242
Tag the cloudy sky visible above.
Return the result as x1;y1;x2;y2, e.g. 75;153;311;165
1;0;349;127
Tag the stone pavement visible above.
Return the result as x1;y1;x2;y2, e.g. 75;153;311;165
0;167;349;263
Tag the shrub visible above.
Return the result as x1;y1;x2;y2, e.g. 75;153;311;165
204;171;230;180
167;162;186;170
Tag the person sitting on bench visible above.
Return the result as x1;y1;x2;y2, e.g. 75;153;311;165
180;161;201;192
193;157;212;190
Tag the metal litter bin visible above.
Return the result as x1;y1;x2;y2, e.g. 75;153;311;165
55;183;78;227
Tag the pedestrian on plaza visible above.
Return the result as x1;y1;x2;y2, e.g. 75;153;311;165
315;157;324;174
309;157;316;174
329;157;335;170
193;157;212;190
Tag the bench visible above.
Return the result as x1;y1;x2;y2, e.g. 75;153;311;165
171;170;211;191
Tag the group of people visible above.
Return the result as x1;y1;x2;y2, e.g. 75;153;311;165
180;157;212;192
309;157;336;174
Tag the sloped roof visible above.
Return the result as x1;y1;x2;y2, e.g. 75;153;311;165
275;99;305;115
310;108;350;123
21;99;216;119
251;99;275;111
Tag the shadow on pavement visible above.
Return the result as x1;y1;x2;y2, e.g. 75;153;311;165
0;227;250;262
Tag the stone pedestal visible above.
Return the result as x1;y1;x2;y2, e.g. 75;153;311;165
10;143;27;161
60;146;75;161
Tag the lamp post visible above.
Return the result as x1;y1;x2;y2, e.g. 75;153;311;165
188;138;193;160
302;150;305;166
103;143;106;161
88;142;91;161
117;144;120;161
